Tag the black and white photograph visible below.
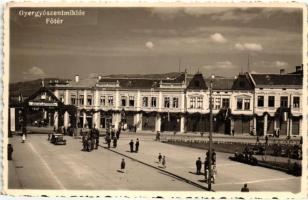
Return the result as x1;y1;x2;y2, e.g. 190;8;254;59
4;4;306;196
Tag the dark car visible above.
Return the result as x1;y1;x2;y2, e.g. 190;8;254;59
50;133;66;145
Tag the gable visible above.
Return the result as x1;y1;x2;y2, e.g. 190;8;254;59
187;74;207;90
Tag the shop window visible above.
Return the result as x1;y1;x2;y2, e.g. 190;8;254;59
257;96;264;107
151;97;157;107
164;97;170;108
268;96;275;107
293;96;300;108
129;96;135;107
280;96;288;107
143;97;148;107
173;97;179;108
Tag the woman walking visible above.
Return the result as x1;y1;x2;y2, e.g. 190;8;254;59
162;156;166;168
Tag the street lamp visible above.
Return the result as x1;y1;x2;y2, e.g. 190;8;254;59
207;74;215;191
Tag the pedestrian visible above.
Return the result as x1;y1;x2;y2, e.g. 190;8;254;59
48;132;51;141
22;133;26;143
8;144;13;161
95;129;100;149
212;149;216;165
211;164;217;184
121;158;126;172
87;137;92;152
265;135;268;145
129;139;134;152
116;130;120;139
113;137;117;148
156;131;160;141
241;183;249;192
196;157;202;175
256;136;260;143
135;138;139;153
232;129;235;136
158;153;162;163
162;156;166;168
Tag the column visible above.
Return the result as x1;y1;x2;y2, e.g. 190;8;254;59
180;115;185;133
263;114;268;136
93;112;100;129
230;118;234;135
64;111;69;129
54;111;59;130
134;113;142;131
253;117;257;133
83;112;87;128
112;113;120;131
155;114;161;132
83;90;87;108
54;89;59;98
274;118;277;130
289;118;293;136
65;90;69;105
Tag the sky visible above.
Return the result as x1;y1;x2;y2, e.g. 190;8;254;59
10;6;303;82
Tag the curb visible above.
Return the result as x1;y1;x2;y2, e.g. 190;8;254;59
99;145;214;191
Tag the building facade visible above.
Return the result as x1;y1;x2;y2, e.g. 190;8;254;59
49;66;303;137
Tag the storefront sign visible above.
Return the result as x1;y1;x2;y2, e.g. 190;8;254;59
28;102;58;107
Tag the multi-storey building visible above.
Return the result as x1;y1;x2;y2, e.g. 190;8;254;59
11;66;303;137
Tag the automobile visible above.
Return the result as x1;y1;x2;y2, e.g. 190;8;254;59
50;133;66;145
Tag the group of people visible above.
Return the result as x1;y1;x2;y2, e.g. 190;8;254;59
129;139;140;153
105;128;121;148
81;128;100;152
158;153;166;168
195;149;217;183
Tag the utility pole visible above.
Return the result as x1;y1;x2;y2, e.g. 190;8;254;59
208;75;214;191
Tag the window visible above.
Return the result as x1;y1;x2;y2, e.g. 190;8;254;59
244;99;250;110
100;96;106;106
268;96;275;107
164;97;170;108
237;98;243;110
173;97;179;108
280;96;288;107
197;97;203;109
190;97;196;108
129;96;134;107
108;96;113;106
293;96;300;108
79;95;84;105
214;98;221;110
87;95;92;105
222;98;230;108
121;96;127;107
151;97;157;107
257;96;264;107
71;95;76;105
143;97;148;107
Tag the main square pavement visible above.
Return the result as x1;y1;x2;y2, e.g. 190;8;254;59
8;132;300;192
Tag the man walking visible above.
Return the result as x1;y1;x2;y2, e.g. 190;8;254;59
162;156;166;168
129;139;134;152
158;153;162;164
196;157;202;175
121;158;126;173
135;138;140;153
113;137;118;148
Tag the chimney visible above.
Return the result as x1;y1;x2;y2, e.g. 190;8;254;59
75;75;79;82
295;65;302;72
280;69;285;75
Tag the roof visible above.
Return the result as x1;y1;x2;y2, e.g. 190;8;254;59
232;74;254;90
100;78;160;89
187;73;207;90
250;74;303;87
205;78;234;90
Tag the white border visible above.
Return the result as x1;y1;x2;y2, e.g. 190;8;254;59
2;2;307;198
